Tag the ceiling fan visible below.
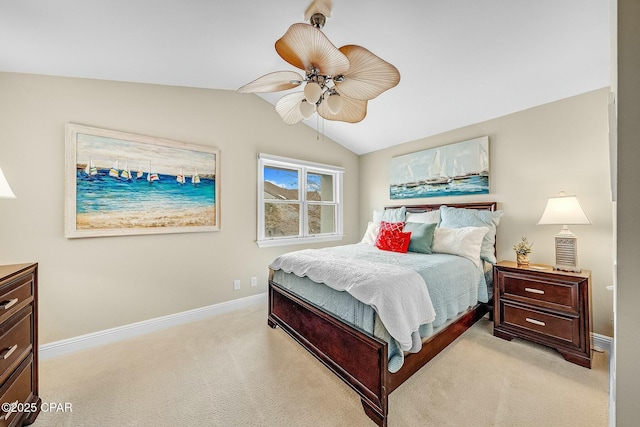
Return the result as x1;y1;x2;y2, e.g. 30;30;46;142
238;0;401;124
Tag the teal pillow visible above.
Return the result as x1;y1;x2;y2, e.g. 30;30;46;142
439;206;503;264
403;222;437;254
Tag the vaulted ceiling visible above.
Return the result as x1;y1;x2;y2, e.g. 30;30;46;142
0;0;610;154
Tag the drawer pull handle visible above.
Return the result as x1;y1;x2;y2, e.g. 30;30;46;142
0;400;18;420
525;288;545;295
0;344;18;360
525;318;546;327
0;298;18;310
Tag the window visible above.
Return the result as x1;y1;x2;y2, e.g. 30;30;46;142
257;153;344;247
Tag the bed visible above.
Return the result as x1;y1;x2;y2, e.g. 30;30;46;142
267;202;500;426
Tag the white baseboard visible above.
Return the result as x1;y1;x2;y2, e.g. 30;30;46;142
40;296;613;363
39;292;267;361
592;332;613;354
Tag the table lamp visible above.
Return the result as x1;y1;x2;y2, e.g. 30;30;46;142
537;192;591;272
0;166;16;198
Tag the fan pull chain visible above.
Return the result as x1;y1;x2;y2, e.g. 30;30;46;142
313;114;325;142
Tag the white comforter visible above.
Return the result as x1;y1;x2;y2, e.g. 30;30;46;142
270;248;436;352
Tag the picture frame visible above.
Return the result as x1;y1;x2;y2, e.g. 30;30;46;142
389;136;490;199
65;123;220;238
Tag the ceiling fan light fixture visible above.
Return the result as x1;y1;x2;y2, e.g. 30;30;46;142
238;0;399;125
326;92;342;114
300;100;317;118
303;81;322;104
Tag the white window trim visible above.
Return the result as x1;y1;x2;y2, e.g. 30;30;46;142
257;153;344;248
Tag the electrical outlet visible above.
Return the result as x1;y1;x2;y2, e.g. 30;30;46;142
233;279;241;291
251;276;257;287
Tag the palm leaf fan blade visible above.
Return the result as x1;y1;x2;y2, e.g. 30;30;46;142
237;71;303;93
275;92;307;125
318;95;367;123
335;45;400;101
275;23;349;76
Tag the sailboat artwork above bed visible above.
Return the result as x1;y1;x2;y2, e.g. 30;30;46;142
389;136;490;199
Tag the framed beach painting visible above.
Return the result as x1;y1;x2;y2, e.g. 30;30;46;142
65;124;220;238
389;136;490;199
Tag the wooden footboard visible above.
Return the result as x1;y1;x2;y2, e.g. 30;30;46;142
268;273;389;425
268;270;489;427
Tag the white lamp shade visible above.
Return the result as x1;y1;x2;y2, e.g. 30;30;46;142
537;194;591;225
0;167;16;198
299;100;317;119
326;93;343;114
303;82;322;104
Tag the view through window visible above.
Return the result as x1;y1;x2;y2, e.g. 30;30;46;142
258;154;343;247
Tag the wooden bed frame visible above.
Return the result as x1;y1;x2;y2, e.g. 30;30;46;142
267;202;497;426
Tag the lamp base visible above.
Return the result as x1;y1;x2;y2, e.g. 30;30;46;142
554;233;581;274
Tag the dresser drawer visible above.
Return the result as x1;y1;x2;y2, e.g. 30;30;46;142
0;275;34;326
500;272;578;314
0;356;34;427
0;310;32;386
502;303;580;346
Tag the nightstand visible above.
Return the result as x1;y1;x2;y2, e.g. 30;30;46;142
493;261;592;368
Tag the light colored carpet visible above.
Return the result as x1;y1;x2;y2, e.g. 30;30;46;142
33;304;608;426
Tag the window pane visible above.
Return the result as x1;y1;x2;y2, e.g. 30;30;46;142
265;203;300;237
307;172;334;202
264;167;299;200
308;205;336;235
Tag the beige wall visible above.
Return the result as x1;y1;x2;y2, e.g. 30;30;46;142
615;0;640;423
0;72;617;345
0;72;360;343
359;88;614;336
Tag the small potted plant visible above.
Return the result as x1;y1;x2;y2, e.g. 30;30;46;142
513;236;533;267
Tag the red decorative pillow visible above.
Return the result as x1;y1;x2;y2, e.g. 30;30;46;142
378;221;405;234
375;221;412;253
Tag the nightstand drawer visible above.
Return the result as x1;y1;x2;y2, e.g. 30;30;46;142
0;310;32;386
501;272;578;314
503;303;580;346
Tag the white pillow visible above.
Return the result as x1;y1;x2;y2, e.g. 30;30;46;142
361;221;381;245
406;209;440;225
432;226;488;268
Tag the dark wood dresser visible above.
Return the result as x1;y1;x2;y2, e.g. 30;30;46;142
0;263;40;426
493;260;592;368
